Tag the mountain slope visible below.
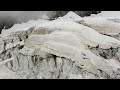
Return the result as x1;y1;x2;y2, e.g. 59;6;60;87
1;12;120;79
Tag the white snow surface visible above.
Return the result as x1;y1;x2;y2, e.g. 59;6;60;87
0;65;16;79
57;11;83;22
1;19;50;37
90;11;120;19
34;18;120;49
82;17;120;35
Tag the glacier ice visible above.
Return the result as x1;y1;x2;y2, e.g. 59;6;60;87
1;11;120;79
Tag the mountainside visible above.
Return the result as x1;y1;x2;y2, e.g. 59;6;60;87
1;11;120;79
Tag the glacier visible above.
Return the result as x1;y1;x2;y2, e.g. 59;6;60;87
1;11;120;79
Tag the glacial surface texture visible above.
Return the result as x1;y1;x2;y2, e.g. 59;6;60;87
1;11;120;79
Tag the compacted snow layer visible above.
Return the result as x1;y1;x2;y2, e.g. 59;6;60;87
1;12;120;79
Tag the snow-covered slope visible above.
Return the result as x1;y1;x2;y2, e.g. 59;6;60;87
82;17;120;35
57;11;83;22
96;11;120;18
1;19;50;37
1;11;120;79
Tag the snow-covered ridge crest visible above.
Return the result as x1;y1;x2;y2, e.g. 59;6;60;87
57;11;83;22
1;19;50;38
33;18;120;49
